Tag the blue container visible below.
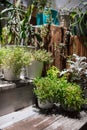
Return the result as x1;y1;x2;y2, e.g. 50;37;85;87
43;8;60;25
51;9;60;25
36;13;43;25
43;13;51;24
36;9;60;25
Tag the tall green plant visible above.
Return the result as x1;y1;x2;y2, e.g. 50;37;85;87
70;6;87;46
0;0;34;45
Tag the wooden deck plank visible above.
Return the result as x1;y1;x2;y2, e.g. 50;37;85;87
3;106;87;130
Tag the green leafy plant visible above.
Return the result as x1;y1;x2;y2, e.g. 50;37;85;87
33;65;86;111
62;83;85;111
0;46;32;76
0;26;12;45
33;77;57;103
70;6;87;46
33;66;67;104
1;47;24;76
61;54;87;88
32;49;53;63
47;66;60;79
0;0;34;45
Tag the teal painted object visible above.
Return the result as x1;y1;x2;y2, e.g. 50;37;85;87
36;8;60;25
36;13;43;25
51;9;60;25
43;13;51;24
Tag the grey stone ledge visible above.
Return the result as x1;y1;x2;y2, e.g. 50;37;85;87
0;82;16;92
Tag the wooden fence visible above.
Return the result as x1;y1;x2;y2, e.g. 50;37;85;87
35;25;87;70
47;25;87;70
69;36;87;57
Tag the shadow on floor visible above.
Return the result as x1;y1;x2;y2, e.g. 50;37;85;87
35;104;81;119
79;122;87;130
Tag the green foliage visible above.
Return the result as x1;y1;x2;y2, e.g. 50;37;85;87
70;8;87;46
0;46;53;77
33;77;57;103
0;0;51;47
47;66;60;79
0;26;12;45
0;0;34;45
62;83;85;111
0;46;32;76
1;47;24;75
20;4;34;45
33;49;53;63
22;51;34;66
61;54;87;85
33;65;86;111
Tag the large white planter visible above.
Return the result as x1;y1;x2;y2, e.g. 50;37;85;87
4;68;20;81
25;60;43;80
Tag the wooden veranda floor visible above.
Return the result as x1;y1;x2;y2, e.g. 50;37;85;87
2;105;87;130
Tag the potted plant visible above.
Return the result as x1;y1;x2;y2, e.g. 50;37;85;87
25;49;52;80
0;46;32;80
61;83;86;112
33;65;61;109
33;76;56;109
61;54;87;87
60;54;87;109
33;65;86;112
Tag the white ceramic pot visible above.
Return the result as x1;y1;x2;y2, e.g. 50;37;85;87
38;99;53;109
25;60;43;80
4;68;20;81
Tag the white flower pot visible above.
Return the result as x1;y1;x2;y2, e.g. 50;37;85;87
4;68;20;81
38;99;53;109
25;60;43;80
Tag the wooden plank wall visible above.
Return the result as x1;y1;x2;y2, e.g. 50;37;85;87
48;26;87;70
48;25;67;70
34;25;87;70
69;36;87;57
